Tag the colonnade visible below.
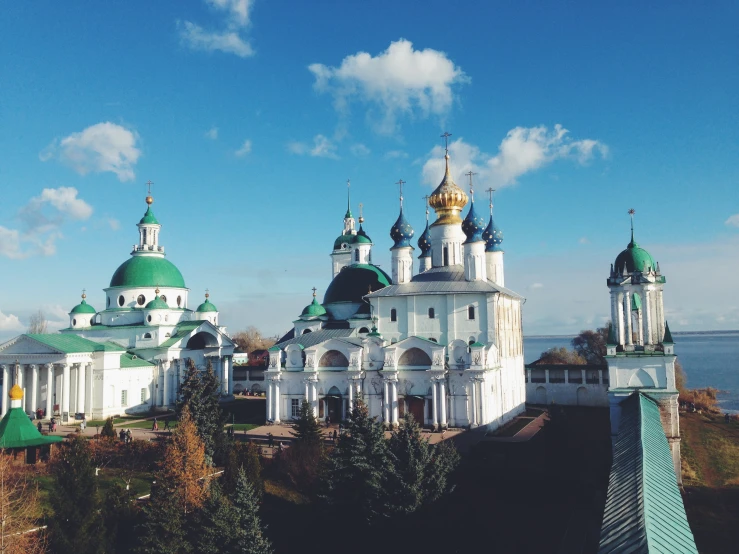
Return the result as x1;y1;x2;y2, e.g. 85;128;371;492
1;361;92;421
611;288;664;346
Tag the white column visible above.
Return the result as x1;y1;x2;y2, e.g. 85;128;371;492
617;292;625;345
431;380;439;428
46;364;53;418
1;365;8;417
391;381;399;425
383;380;390;423
85;363;93;415
162;362;169;407
348;381;354;412
439;380;447;428
480;380;487;424
311;382;318;417
266;381;273;421
610;293;618;338
644;290;653;344
637;310;644;345
471;380;478;427
30;365;39;414
62;364;70;421
625;291;633;345
225;356;232;395
304;381;310;402
76;363;85;414
273;381;281;423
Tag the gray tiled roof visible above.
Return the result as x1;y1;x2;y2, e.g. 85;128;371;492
274;328;356;349
365;265;523;299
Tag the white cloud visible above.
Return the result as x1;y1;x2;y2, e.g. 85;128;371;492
107;218;120;231
579;237;590;244
178;21;254;58
309;39;469;134
287;135;339;159
384;150;409;160
205;126;219;140
235;139;252;157
725;214;739;227
422;125;607;188
178;1;254;58
0;310;23;332
350;143;370;157
0;187;93;259
41;122;141;182
529;283;544;289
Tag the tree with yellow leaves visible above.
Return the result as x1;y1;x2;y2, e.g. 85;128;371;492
0;453;46;554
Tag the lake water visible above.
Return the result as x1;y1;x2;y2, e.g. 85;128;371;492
524;331;739;412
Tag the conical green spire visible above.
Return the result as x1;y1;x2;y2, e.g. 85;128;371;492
663;321;674;344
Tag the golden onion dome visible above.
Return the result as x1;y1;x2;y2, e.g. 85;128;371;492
8;384;23;401
429;154;468;226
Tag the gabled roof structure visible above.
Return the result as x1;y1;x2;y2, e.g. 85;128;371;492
598;393;697;553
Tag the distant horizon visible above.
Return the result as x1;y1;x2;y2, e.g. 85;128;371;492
525;329;739;339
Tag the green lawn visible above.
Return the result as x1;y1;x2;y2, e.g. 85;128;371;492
121;416;177;429
229;423;259;432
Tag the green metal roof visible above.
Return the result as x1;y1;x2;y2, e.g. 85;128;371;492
598;393;697;553
196;298;218;312
631;293;642;311
109;255;186;288
159;321;206;348
301;297;327;318
145;295;169;310
662;321;674;344
139;206;160;225
25;334;124;354
120;352;156;368
323;263;391;305
333;233;355;250
70;299;96;314
0;408;63;448
615;232;656;275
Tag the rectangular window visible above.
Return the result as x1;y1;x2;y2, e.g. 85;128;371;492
428;307;435;319
468;305;476;320
391;308;397;322
121;390;128;407
291;398;300;418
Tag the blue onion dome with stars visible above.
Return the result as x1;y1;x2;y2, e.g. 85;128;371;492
462;200;486;244
390;208;414;249
482;216;504;252
417;221;432;258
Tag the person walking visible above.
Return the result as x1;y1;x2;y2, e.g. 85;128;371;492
268;432;274;448
164;418;170;431
126;429;132;443
37;421;43;433
152;417;158;431
119;429;126;441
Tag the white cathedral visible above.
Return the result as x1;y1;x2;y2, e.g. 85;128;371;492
0;193;235;421
262;147;526;429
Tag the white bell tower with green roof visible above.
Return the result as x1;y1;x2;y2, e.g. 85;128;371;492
605;209;681;483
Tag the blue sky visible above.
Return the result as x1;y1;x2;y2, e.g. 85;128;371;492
1;0;738;340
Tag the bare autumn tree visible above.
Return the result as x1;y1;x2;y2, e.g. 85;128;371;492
26;311;47;334
537;347;587;365
231;326;276;354
0;454;46;554
572;326;609;366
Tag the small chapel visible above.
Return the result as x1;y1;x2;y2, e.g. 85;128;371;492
0;191;235;422
256;139;527;430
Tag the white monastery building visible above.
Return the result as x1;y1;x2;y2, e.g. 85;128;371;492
0;192;235;421
262;142;526;430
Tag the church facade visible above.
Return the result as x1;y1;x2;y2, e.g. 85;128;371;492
0;193;235;421
260;145;526;430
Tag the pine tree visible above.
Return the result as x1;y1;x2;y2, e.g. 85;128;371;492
101;416;116;439
101;483;139;554
162;404;207;514
48;436;105;554
230;468;272;554
176;359;223;462
291;400;323;445
191;482;240;554
320;398;395;524
387;414;460;514
135;483;189;554
223;442;263;499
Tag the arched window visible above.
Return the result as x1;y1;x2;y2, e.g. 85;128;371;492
107;297;110;308
118;295;125;307
429;338;438;343
359;327;369;334
137;294;145;306
428;307;435;319
302;329;312;334
468;305;475;320
443;246;449;266
390;308;397;322
144;332;152;339
469;337;476;345
355;250;360;262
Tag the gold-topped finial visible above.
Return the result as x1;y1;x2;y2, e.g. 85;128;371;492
145;180;154;205
358;203;364;224
205;289;210;299
428;133;468;226
81;289;87;300
155;286;160;295
8;384;23;401
312;287;317;298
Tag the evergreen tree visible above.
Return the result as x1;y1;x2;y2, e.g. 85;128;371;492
48;436;105;554
290;400;323;445
101;483;140;554
101;416;116;439
176;358;223;462
230;468;273;554
387;414;460;514
135;483;189;554
320;398;395;524
191;482;240;554
223;442;263;499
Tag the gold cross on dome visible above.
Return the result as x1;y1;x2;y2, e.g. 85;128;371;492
312;287;317;297
146;180;153;195
441;132;452;154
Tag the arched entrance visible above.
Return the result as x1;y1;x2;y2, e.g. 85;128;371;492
535;386;547;405
324;386;343;422
406;396;425;424
576;386;588;406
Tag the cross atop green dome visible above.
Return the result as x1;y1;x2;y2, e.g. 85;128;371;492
196;292;218;313
301;289;327;318
70;292;96;314
139;206;160;225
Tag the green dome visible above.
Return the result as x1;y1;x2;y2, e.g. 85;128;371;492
324;264;390;305
70;299;96;314
301;297;327;318
354;234;372;245
110;256;186;288
615;237;655;274
333;233;355;250
139;206;160;225
145;295;169;310
196;298;218;312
